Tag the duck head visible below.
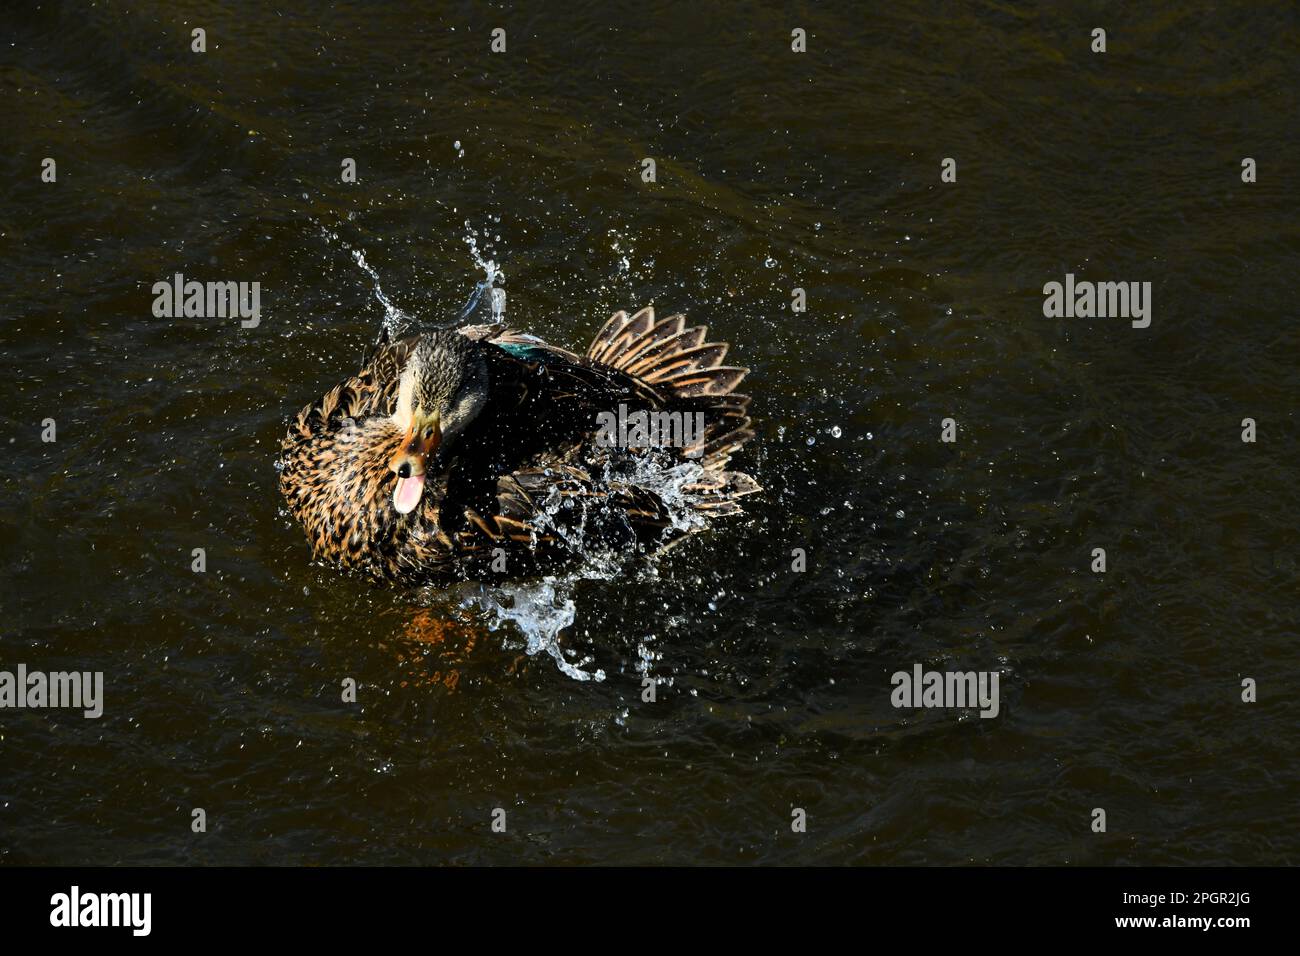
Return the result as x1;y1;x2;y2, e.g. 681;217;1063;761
389;331;488;514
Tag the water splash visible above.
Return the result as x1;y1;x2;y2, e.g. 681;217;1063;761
451;451;720;682
351;246;413;339
459;577;605;682
316;220;506;335
628;457;709;533
316;223;412;340
458;221;505;324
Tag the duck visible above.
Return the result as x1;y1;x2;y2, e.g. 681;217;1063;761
278;307;759;582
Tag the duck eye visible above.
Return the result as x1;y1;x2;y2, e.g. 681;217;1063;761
424;428;434;439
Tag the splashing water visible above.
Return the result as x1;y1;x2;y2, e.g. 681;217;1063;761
352;246;413;339
318;219;504;336
316;223;412;340
621;456;710;533
458;222;506;324
459;577;606;682
450;451;719;682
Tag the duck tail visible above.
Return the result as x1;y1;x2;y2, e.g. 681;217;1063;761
587;307;760;506
587;307;748;396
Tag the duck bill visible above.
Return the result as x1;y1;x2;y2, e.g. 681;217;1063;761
392;471;426;515
389;414;441;515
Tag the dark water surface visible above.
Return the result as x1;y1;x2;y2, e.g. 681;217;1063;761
1;1;1296;864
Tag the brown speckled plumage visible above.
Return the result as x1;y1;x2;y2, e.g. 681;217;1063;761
278;308;759;582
